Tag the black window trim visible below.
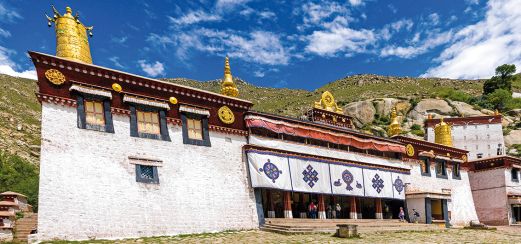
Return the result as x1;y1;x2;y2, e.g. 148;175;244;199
420;157;431;177
512;168;520;182
435;159;448;179
75;94;114;133
129;104;171;141
181;112;211;147
452;162;461;180
135;164;159;184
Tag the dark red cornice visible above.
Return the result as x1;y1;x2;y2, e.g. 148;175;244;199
468;156;521;171
424;115;502;127
393;135;468;160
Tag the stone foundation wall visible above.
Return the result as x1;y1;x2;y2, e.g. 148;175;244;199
37;103;258;241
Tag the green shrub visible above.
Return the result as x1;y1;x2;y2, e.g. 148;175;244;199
0;151;39;211
436;88;473;103
410;124;422;130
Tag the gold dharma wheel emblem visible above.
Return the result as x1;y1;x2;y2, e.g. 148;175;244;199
218;106;235;124
405;144;415;157
45;69;66;85
322;91;335;107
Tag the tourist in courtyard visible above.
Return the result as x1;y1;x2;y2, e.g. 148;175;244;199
309;202;317;219
412;209;420;223
326;204;332;219
335;203;342;219
399;207;405;222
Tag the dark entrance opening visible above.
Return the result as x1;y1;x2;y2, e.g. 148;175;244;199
383;199;404;219
512;205;521;224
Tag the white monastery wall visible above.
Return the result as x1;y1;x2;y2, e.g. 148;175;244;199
37;103;258;241
426;123;504;160
405;162;478;226
504;168;521;196
469;168;508;225
406;198;425;223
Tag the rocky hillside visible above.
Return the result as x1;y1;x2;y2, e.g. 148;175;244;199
1;73;521;164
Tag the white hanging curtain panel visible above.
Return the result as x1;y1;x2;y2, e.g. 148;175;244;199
289;157;332;194
247;152;292;190
246;150;408;200
329;163;365;196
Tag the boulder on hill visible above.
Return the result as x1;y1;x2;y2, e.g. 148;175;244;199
450;101;484;117
344;100;376;126
373;98;411;118
505;130;521;147
407;99;454;124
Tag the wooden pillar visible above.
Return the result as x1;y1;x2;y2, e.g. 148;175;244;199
267;190;275;218
376;198;383;219
318;194;326;219
350;196;357;219
283;191;293;219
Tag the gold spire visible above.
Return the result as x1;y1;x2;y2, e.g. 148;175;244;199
434;117;453;146
220;56;239;97
387;107;402;137
314;91;343;114
46;5;93;64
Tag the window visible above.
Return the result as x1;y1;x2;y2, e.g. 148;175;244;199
135;164;159;184
477;153;483;159
137;111;160;135
436;160;448;179
181;113;211;146
420;157;431;176
85;100;105;129
75;96;114;133
452;163;461;179
129;106;170;141
187;118;203;140
512;168;519;182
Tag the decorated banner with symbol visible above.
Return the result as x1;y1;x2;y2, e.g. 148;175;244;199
363;169;393;198
289;157;332;194
247;152;292;190
329;164;364;196
391;172;406;199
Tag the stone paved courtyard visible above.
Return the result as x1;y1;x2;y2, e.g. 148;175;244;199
43;227;521;244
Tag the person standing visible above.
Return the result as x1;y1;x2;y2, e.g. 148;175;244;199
335;203;342;219
326;204;332;219
398;207;405;222
309;202;316;219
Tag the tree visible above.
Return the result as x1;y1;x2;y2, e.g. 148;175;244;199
0;151;39;211
483;64;516;95
486;89;512;111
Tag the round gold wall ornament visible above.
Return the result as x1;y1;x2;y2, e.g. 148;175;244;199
169;97;178;104
462;155;468;162
45;69;66;85
112;83;122;92
322;91;335;107
405;144;415;157
218;106;235;124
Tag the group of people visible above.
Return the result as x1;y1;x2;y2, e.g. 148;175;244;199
307;202;342;219
398;207;421;223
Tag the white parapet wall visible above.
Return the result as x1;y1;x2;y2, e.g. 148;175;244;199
405;162;479;226
37;102;258;241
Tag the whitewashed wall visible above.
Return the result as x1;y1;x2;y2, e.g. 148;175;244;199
504;168;521;224
426;123;504;160
37;103;258;241
404;161;479;226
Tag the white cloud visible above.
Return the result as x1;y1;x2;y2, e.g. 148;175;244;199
169;10;221;25
216;0;250;11
301;1;349;28
254;70;265;77
380;31;453;58
306;25;376;56
0;47;36;79
138;60;165;77
109;56;125;69
0;3;22;23
423;0;521;79
348;0;364;6
428;13;440;26
111;36;128;44
0;28;10;38
259;11;276;20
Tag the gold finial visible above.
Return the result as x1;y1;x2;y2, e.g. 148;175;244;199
388;107;402;136
314;91;343;114
494;109;500;116
220;56;239;97
46;5;94;64
427;114;433;120
434;117;453;146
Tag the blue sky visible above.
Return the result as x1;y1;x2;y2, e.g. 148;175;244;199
1;0;520;90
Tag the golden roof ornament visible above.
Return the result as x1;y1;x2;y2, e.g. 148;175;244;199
46;5;94;64
220;56;239;97
387;107;402;136
434;117;453;146
314;91;343;114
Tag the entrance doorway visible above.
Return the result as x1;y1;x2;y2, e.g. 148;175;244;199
425;198;448;226
512;205;521;224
